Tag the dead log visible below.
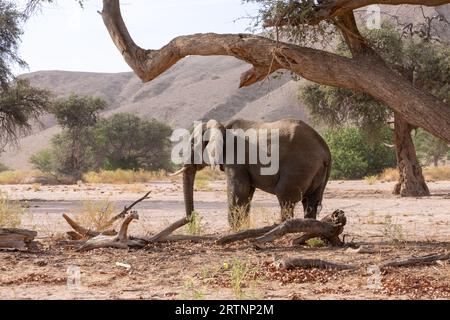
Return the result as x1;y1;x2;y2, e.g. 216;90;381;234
216;225;278;245
145;218;189;243
151;235;217;243
63;214;105;239
77;213;145;252
381;253;450;269
256;210;346;246
0;228;38;251
276;257;357;271
217;210;346;247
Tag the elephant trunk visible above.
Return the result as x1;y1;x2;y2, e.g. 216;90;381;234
182;166;197;217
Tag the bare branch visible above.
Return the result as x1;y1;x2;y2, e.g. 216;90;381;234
104;191;151;228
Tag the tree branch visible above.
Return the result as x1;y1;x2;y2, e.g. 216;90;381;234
264;0;450;27
101;0;450;142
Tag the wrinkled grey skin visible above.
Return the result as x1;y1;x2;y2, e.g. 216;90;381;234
181;118;332;226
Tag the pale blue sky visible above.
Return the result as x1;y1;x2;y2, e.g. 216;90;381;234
16;0;259;75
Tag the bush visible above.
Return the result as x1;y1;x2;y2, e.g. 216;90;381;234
29;149;54;174
0;170;30;184
325;127;396;180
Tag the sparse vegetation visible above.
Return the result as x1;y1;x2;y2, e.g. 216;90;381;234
0;192;24;228
378;167;450;182
182;278;205;300
306;237;326;248
186;211;202;236
83;169;168;184
364;175;378;185
0;170;30;184
383;215;405;243
230;259;260;299
229;203;251;232
75;199;116;232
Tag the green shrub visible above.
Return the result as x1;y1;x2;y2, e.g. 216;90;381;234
325;127;396;180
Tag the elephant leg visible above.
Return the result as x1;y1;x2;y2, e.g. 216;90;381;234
226;168;255;230
302;190;323;220
277;196;297;221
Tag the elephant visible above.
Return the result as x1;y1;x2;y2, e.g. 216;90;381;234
172;118;332;228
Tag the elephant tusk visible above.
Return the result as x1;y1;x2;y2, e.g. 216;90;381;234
169;167;188;177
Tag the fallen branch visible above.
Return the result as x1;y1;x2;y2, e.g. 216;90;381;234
276;257;357;271
104;191;151;228
381;253;450;269
63;214;106;239
0;228;39;251
256;210;346;246
152;235;217;243
216;225;278;245
77;213;145;252
292;211;346;246
217;210;346;247
145;218;189;243
63;191;151;240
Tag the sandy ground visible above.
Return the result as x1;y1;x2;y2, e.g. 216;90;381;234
0;180;449;300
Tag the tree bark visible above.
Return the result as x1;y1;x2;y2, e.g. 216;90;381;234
101;0;450;143
393;113;430;197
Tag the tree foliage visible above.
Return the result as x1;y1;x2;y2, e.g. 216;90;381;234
0;0;26;88
30;107;174;179
0;79;51;149
414;130;450;166
301;23;450;147
46;94;106;179
94;113;173;171
325;127;396;180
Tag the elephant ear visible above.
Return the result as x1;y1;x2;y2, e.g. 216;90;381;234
204;120;225;170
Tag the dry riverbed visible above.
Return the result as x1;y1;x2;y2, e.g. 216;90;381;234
0;180;449;300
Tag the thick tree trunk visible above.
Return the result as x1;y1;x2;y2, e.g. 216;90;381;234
393;113;430;197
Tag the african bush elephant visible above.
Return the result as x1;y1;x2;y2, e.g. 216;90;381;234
172;118;332;228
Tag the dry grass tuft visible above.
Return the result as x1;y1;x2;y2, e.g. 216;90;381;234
378;166;450;182
74;199;116;231
423;166;450;181
83;169;168;184
0;193;24;228
229;203;251;232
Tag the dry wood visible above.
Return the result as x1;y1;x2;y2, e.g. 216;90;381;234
152;235;217;243
104;191;151;228
77;213;145;252
276;257;357;271
216;211;346;246
381;253;450;269
62;214;104;238
0;228;38;251
216;225;278;245
145;218;189;243
101;0;450;142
